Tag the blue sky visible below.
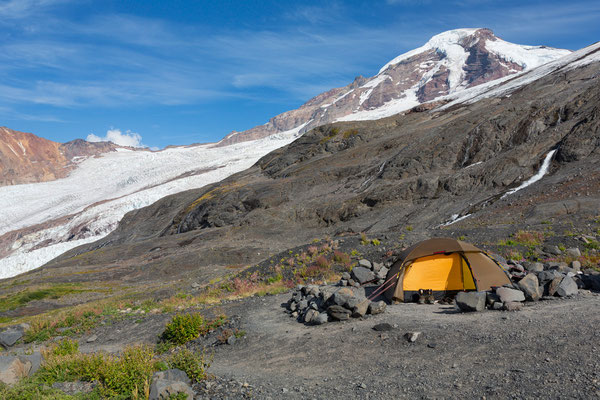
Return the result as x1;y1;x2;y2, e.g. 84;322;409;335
1;0;598;148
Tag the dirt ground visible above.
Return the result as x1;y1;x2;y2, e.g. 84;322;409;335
196;291;600;399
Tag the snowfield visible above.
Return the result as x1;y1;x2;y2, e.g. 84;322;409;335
0;124;307;279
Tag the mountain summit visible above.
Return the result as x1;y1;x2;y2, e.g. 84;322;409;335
220;28;570;145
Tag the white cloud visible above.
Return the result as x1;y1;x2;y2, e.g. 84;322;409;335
86;128;144;148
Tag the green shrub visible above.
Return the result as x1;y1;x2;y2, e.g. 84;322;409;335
51;339;79;356
161;313;226;345
168;348;212;383
371;239;380;246
39;345;156;398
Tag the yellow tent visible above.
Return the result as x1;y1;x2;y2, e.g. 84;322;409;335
383;238;511;302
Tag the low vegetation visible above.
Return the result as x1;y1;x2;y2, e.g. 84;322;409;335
161;313;226;346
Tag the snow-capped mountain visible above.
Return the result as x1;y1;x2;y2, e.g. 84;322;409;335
219;28;570;145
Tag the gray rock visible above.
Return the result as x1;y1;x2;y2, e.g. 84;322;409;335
372;323;393;331
52;381;96;395
327;305;351;321
548;276;564;296
368;301;387;315
227;335;236;345
566;247;581;258
313;312;329;325
20;353;42;376
523;262;544;273
377;267;389;280
495;287;525;303
351;267;375;284
570;261;581;271
518;273;541;301
0;356;31;385
486;291;501;307
153;369;191;386
538;270;562;284
492;301;504;310
372;262;384;273
86;335;97;343
404;332;422;342
149;369;194;400
503;302;522;311
297;300;308;311
149;380;194;400
304;309;319;324
340;280;348;286
556;276;578;297
358;259;372;269
510;264;525;273
351;299;370;318
455;291;486;312
341;272;351;281
288;301;297;312
0;328;24;348
543;245;562;255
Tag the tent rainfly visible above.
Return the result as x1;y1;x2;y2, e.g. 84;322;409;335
383;238;511;303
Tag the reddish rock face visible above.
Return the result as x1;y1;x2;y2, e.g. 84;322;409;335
0;127;118;186
219;28;569;146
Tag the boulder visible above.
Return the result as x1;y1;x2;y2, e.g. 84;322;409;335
153;369;191;386
0;328;24;348
556;276;578;297
455;291;486;312
303;309;319;324
548;276;563;296
509;263;525;273
518;273;541;301
566;247;581;258
351;299;370;318
327;305;351;321
368;301;387;315
372;262;384;273
543;245;562;255
351;267;375;285
582;274;600;291
358;259;372;269
503;302;522;311
376;267;389;280
0;356;32;385
523;262;544;273
538;270;562;285
570;261;581;272
149;381;194;400
149;369;194;400
313;312;329;325
495;287;525;303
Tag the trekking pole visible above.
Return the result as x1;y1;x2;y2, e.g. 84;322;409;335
367;273;398;301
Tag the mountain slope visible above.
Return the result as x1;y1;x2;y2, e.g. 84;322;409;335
0;28;572;280
0;127;117;186
219;28;570;145
32;41;600;294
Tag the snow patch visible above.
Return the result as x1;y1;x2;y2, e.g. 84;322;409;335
501;149;556;199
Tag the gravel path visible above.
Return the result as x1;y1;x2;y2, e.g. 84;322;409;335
199;291;600;399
